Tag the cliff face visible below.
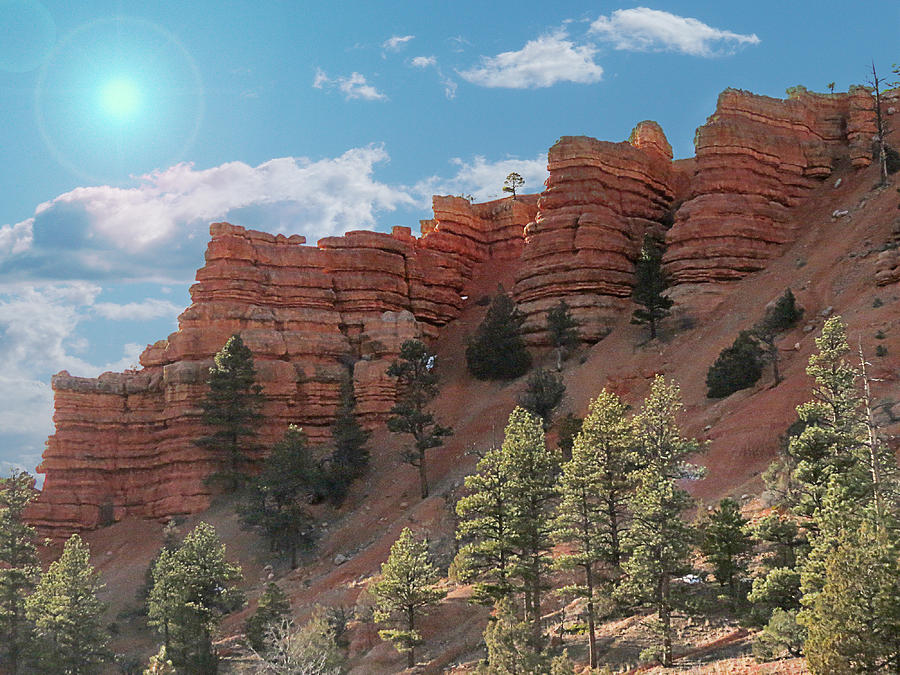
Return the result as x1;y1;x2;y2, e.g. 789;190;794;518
30;198;536;537
664;87;877;287
31;86;882;537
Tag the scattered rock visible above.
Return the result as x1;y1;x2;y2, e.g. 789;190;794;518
333;553;349;566
820;306;834;317
834;177;842;188
803;324;816;333
832;209;849;218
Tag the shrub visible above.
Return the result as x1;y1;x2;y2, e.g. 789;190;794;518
876;344;888;357
466;290;531;380
517;369;565;429
706;331;764;398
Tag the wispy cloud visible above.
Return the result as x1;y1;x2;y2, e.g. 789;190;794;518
459;29;603;89
409;56;457;99
313;68;388;101
415;154;548;202
383;34;414;51
589;7;760;57
93;298;182;321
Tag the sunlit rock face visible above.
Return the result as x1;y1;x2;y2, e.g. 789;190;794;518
31;86;879;538
663;87;877;287
30;197;537;538
513;124;685;345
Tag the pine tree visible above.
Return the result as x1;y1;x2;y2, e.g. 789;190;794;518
26;534;109;674
546;299;579;370
502;172;525;199
240;425;319;568
148;522;244;673
455;444;517;606
244;582;291;653
502;407;559;647
477;597;545;675
803;519;900;673
751;289;804;384
0;470;39;673
196;334;265;491
619;377;702;667
698;498;753;601
327;376;370;503
517;368;566;430
386;339;452;499
631;235;673;340
466;289;532;380
371;527;445;669
144;646;176;675
553;389;635;668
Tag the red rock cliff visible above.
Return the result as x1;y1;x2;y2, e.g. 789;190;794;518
30;197;536;538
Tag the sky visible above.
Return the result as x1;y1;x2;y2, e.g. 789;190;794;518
1;0;899;479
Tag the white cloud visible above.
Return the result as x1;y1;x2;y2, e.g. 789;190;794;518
411;55;436;68
313;69;387;101
415;154;548;202
409;56;457;99
93;298;182;321
589;7;760;57
6;146;414;278
383;35;414;51
0;220;33;261
459;29;603;89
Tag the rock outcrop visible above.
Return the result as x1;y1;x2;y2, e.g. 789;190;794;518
32;86;882;538
513;124;685;344
31;197;536;537
664;87;877;286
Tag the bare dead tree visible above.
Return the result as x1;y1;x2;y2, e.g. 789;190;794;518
867;61;890;187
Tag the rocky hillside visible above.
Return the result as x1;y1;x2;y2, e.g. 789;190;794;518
25;84;900;672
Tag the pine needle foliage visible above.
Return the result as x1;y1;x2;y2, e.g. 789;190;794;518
26;534;109;674
196;334;265;491
0;470;39;673
631;235;673;340
466;290;532;380
371;527;445;669
386;339;452;499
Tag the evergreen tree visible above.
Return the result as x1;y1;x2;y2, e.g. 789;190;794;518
555;413;582;463
455;444;517;606
196;334;265;491
144;646;176;675
803;519;900;674
148;522;244;673
502;407;559;647
706;330;765;398
386;339;452;499
619;377;702;667
240;425;319;568
0;470;39;673
546;300;579;370
751;289;804;384
371;527;445;669
502;172;525;199
26;534;109;674
631;235;673;340
327;376;370;503
466;290;532;380
553;389;635;668
698;498;753;600
476;597;546;675
244;582;291;653
517;368;566;430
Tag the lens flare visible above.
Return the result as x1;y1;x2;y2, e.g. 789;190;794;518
101;78;140;119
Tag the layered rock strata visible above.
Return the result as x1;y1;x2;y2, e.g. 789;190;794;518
664;87;877;285
513;123;683;344
31;197;535;537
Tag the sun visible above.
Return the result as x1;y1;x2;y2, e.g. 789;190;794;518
100;78;141;119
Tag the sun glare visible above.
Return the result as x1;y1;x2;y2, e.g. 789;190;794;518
100;78;141;119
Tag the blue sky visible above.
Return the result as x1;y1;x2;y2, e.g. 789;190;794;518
1;0;899;477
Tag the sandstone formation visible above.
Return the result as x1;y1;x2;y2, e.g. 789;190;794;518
31;197;536;538
32;85;882;537
664;87;877;285
513;123;685;344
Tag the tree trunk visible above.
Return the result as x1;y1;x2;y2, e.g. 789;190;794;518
608;498;621;568
585;563;597;669
660;574;673;667
407;606;416;669
418;452;429;499
555;347;563;372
